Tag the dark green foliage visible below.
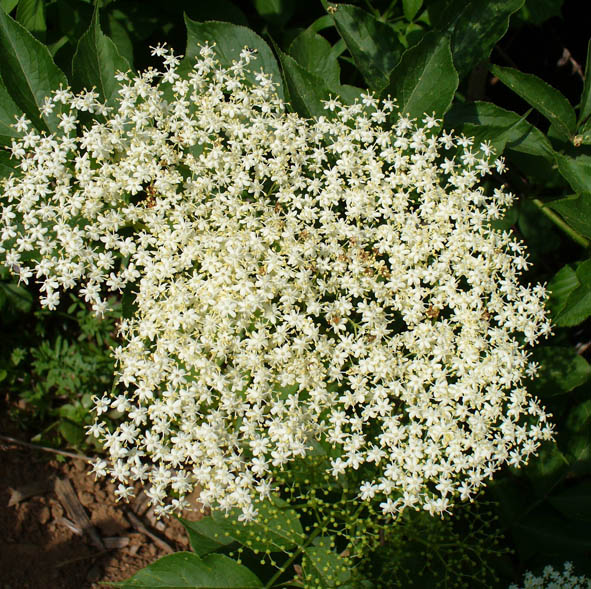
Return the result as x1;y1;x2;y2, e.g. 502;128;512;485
178;468;381;588
361;500;509;588
0;0;590;586
491;64;577;140
116;552;264;588
384;31;458;118
71;5;133;105
288;30;341;90
328;3;405;91
430;0;525;79
184;17;285;101
0;6;66;131
0;272;119;449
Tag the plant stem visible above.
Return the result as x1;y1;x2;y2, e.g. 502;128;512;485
532;198;590;248
265;520;325;589
264;502;365;588
0;433;92;462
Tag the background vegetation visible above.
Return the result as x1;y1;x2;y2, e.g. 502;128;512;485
0;0;589;587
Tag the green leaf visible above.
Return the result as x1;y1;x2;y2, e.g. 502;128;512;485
254;0;294;27
180;517;235;557
288;30;340;90
0;149;14;178
121;283;138;320
0;0;19;13
566;399;591;433
547;263;580;319
513;509;591;560
15;0;44;36
547;193;591;239
385;32;458;119
404;22;425;48
524;442;570;497
278;49;332;118
489;204;518;231
445;101;554;159
491;64;576;140
185;0;248;26
105;13;134;66
519;0;564;24
0;8;67;132
555;153;591;194
551;259;591;326
579;39;591;125
489;478;531;525
403;0;423;21
58;419;85;446
48;35;68;58
518;199;561;254
529;346;591;397
72;6;132;105
118;552;263;588
329;3;405;91
430;0;524;79
212;496;304;553
0;281;33;313
554;282;591;326
338;84;364;105
575;117;591;146
0;74;24;145
305;14;334;35
184;17;284;101
566;432;591;465
302;545;351;588
565;402;591;469
453;0;523;79
548;480;591;523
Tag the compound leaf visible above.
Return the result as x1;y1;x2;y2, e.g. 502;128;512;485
0;7;66;132
386;32;457;119
491;64;576;139
184;17;285;101
118;552;263;588
72;6;132;105
329;3;405;92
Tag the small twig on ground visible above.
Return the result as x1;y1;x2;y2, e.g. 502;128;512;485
131;488;151;517
54;477;105;551
58;515;83;536
55;550;110;569
126;510;174;553
103;536;130;549
54;539;128;569
0;434;93;462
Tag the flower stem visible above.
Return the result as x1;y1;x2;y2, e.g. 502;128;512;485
264;521;325;588
532;198;590;249
264;502;364;588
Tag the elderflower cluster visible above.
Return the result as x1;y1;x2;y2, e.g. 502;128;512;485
509;562;591;589
0;44;553;520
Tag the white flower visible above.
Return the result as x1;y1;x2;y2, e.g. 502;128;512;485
509;562;591;589
0;43;553;521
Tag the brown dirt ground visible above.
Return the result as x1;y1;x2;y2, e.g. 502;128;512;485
0;440;195;589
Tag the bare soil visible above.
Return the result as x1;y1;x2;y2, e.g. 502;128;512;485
0;440;193;589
